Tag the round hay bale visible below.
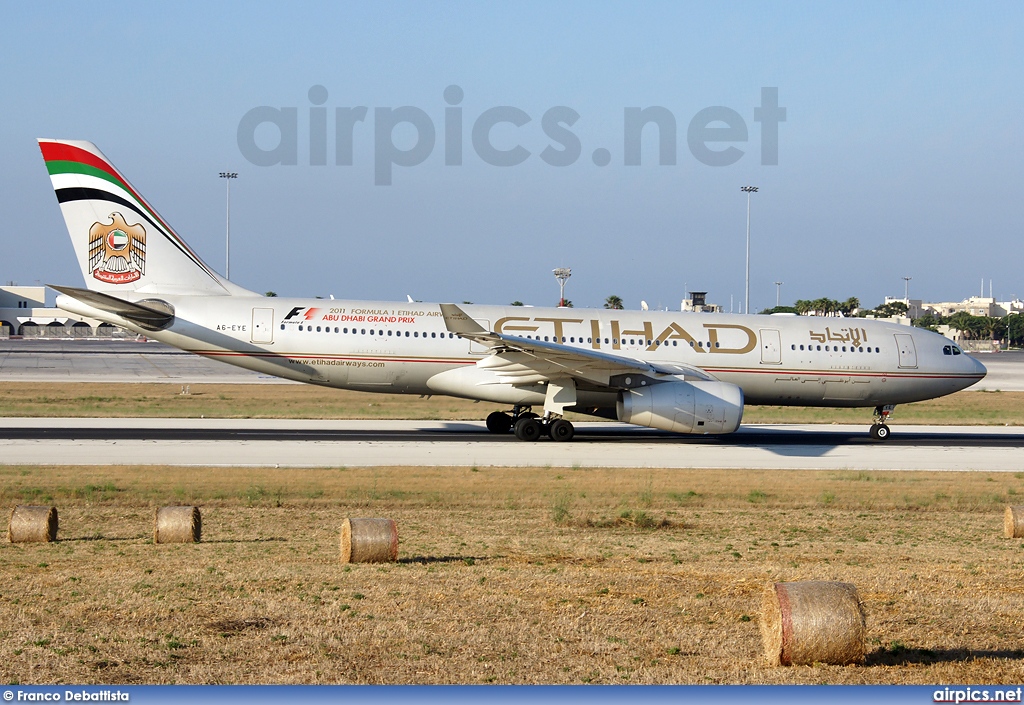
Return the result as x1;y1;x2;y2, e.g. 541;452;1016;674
8;505;58;543
154;506;201;544
760;580;865;666
339;517;398;563
1005;506;1024;539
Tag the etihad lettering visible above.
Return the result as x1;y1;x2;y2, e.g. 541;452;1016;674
494;316;538;335
533;317;583;341
701;323;757;354
494;315;758;355
809;326;869;346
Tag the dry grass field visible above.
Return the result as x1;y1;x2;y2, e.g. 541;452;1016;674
1;382;1023;425
2;465;1024;685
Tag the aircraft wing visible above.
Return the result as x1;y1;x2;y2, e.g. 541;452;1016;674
439;303;715;389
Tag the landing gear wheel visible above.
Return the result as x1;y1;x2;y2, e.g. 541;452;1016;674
514;417;543;442
486;411;513;434
870;423;891;441
549;419;575;442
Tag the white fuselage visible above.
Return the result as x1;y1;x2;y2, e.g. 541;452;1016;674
61;294;986;413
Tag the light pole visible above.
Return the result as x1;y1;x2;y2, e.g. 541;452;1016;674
219;172;238;279
774;281;783;308
902;276;912;303
741;186;758;314
552;268;571;307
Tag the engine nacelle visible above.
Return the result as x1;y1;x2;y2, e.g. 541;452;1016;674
617;380;744;434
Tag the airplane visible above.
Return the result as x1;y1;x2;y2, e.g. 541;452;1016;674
39;139;987;442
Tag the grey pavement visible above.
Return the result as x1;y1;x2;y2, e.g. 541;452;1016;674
0;339;291;383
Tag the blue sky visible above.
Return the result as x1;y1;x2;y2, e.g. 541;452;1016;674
2;1;1021;311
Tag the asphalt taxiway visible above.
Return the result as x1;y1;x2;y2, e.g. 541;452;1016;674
1;418;1022;470
1;340;1022;470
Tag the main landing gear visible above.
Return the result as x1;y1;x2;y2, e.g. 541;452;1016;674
869;404;895;441
485;406;575;442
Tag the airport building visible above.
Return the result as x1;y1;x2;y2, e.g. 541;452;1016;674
920;296;1024;319
0;285;126;338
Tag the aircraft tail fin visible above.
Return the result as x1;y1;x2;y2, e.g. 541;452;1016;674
38;139;250;296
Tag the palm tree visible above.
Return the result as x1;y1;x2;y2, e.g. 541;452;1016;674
604;295;624;310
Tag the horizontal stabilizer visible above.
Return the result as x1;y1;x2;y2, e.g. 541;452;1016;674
51;285;174;329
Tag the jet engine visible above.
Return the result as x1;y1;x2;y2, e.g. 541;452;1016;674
616;380;744;434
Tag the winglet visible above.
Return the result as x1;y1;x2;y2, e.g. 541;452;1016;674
439;303;488;335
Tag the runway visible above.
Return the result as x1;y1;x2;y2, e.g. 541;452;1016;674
2;340;1023;471
2;418;1022;471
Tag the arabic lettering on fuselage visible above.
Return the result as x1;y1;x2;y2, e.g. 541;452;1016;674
809;327;868;346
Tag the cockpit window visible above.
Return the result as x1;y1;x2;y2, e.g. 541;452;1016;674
943;345;952;355
952;346;962;355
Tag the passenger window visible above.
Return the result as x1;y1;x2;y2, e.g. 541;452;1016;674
799;345;804;351
298;325;304;331
858;347;863;352
280;324;285;330
431;332;436;338
842;346;846;352
361;329;366;335
816;345;821;351
791;344;796;350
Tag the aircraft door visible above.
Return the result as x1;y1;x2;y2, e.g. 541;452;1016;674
251;308;274;344
759;329;782;364
895;333;918;368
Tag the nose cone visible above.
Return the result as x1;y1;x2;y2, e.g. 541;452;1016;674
968;354;987;381
954;352;988;392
